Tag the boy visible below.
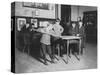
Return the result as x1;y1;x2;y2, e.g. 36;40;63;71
39;22;55;65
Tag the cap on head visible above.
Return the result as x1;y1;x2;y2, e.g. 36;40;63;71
55;18;61;22
77;17;82;21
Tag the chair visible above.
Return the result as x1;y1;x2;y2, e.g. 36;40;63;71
51;37;65;57
69;39;81;60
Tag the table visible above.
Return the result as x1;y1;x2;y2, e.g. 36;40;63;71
60;36;81;63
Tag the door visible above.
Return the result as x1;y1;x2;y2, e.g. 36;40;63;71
83;11;97;43
61;5;71;35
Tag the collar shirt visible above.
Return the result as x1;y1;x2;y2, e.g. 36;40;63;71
53;24;64;36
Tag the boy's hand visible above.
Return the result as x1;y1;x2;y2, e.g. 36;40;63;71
77;34;80;36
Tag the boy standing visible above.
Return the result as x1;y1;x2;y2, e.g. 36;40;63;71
40;22;55;65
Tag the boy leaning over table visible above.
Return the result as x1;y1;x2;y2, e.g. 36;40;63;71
33;21;57;65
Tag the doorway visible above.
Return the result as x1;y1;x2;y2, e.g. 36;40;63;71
61;5;71;35
83;11;97;43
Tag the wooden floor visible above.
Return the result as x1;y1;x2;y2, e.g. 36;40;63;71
15;43;97;73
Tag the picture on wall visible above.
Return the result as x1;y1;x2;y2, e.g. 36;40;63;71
31;19;38;27
17;18;26;31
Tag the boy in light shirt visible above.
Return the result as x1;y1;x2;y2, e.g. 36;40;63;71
40;21;55;65
33;21;62;65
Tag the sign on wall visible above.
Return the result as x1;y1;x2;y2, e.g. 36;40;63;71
23;2;49;10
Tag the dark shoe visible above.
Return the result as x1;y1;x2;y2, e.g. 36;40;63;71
60;54;63;57
51;59;57;64
44;61;48;65
81;49;83;55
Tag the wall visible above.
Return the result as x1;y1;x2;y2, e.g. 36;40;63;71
71;6;78;21
58;4;61;19
13;2;56;19
71;5;97;21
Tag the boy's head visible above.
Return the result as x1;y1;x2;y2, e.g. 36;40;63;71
77;17;82;21
26;23;30;28
72;22;76;28
55;18;60;24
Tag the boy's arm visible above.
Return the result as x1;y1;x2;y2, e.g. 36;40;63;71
49;29;61;37
60;26;64;33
